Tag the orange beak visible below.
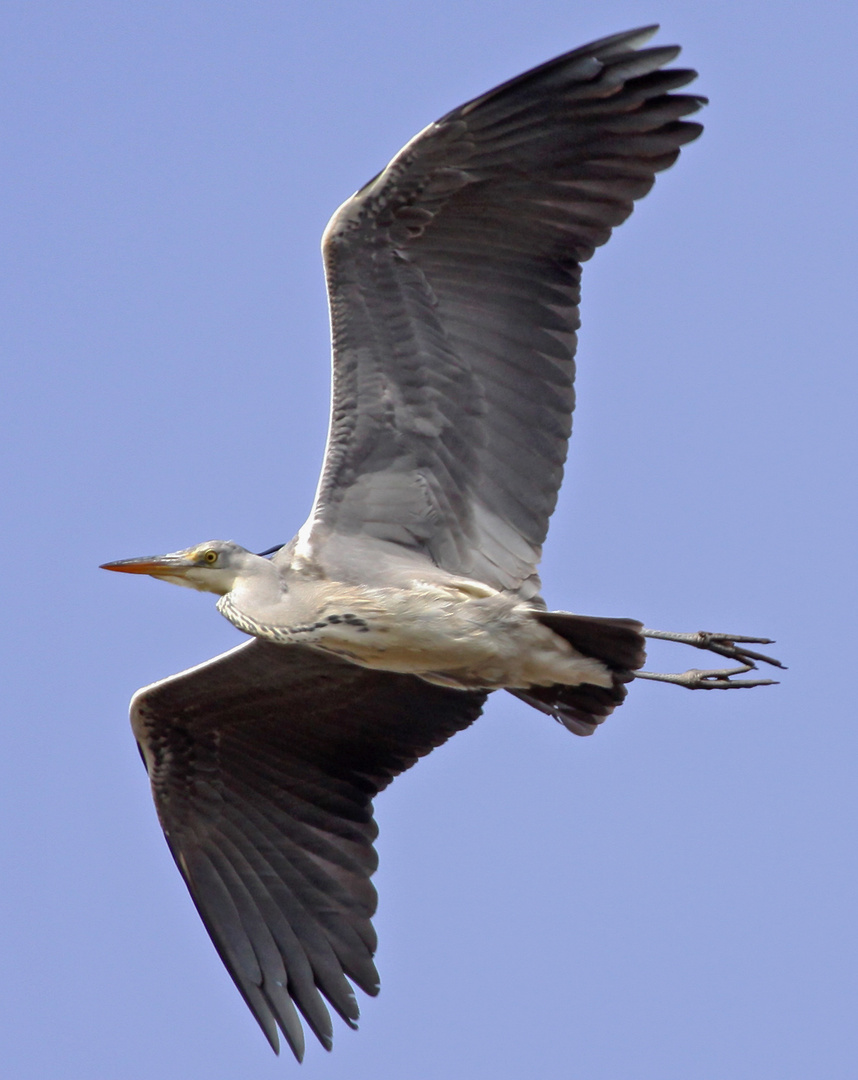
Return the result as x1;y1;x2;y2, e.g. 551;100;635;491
100;553;195;577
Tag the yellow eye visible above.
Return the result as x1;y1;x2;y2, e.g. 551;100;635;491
203;550;218;565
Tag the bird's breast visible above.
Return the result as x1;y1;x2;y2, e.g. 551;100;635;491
217;579;521;675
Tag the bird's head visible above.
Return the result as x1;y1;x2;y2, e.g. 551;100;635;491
100;540;258;595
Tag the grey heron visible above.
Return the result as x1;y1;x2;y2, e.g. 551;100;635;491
102;27;782;1061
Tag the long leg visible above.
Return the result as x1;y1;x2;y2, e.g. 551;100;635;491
635;630;784;689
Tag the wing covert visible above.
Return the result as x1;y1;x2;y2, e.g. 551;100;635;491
302;27;704;597
131;639;486;1059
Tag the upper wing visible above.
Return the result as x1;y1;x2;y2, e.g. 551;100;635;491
131;639;486;1060
299;27;705;598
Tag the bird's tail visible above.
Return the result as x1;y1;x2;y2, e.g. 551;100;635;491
509;613;646;736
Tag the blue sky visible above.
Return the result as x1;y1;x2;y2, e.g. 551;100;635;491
2;2;856;1077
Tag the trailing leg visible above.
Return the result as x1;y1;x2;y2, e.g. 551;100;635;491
635;629;784;689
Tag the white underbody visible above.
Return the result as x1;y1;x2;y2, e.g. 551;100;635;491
218;577;612;692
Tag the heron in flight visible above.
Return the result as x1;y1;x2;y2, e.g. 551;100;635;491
102;27;782;1061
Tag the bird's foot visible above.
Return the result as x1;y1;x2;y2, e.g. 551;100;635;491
635;629;785;690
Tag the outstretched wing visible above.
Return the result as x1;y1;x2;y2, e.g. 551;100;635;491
131;640;486;1060
299;27;705;598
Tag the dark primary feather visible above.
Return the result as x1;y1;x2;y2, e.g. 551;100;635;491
304;26;704;599
131;640;486;1059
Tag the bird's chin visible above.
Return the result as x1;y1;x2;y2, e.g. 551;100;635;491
151;569;233;594
150;571;206;591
